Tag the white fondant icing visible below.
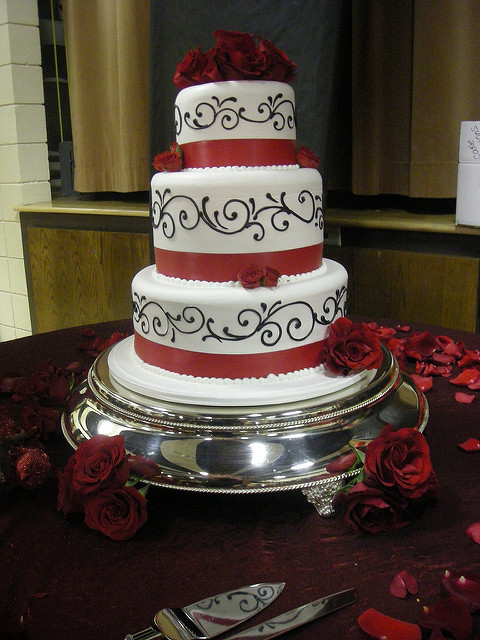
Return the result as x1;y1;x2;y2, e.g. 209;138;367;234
175;81;296;144
151;165;323;256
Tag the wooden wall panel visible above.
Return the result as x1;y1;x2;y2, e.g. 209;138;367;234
325;246;479;332
26;227;151;333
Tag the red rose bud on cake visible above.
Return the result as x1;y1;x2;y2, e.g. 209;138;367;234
173;30;296;88
318;317;383;375
237;265;281;288
262;266;280;287
238;264;264;289
173;47;208;88
296;146;321;168
257;36;296;82
152;143;183;172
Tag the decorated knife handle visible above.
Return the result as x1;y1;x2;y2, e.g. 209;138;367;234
124;627;165;640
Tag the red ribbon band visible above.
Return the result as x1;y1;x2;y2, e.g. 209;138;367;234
134;332;322;378
182;138;297;168
154;244;323;281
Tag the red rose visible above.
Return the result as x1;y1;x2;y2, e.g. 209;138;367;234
364;425;434;499
213;30;257;55
70;434;130;498
173;31;295;87
257;36;296;82
262;266;280;287
334;481;410;533
84;486;148;541
238;264;264;289
318;317;383;375
152;144;183;172
21;403;61;439
296;146;321;168
173;47;208;89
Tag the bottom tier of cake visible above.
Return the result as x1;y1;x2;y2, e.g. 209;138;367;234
131;258;348;379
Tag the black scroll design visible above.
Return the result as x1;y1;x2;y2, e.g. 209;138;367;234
204;300;320;347
176;92;296;136
133;288;347;348
132;293;205;344
317;286;348;324
151;188;323;241
195;583;281;614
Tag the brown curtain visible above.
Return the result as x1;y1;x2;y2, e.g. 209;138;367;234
62;0;480;199
350;0;480;198
62;0;150;193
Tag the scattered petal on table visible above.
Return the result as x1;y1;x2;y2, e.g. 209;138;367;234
358;607;422;640
458;438;480;451
442;569;480;612
454;392;476;404
411;373;433;392
450;368;480;386
419;597;472;640
390;569;418;598
466;522;480;544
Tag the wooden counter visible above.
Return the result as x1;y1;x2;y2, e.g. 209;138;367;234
324;209;480;332
17;200;480;334
17;199;151;333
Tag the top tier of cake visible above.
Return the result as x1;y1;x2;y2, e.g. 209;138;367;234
175;80;297;168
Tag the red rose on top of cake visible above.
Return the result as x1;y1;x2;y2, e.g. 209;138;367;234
318;317;383;375
173;30;296;89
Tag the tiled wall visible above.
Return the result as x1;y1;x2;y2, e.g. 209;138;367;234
0;0;51;342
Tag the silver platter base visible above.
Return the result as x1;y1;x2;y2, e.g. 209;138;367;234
62;345;428;515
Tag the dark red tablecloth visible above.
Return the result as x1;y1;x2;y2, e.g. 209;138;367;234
1;319;479;640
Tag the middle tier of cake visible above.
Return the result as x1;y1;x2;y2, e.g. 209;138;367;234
151;165;323;281
131;259;347;379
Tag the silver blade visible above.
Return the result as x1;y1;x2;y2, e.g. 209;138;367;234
220;588;357;640
155;583;286;640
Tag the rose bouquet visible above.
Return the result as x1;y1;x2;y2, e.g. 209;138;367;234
57;434;149;541
331;425;439;534
173;29;296;89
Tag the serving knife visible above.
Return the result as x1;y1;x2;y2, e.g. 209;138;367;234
125;582;285;640
217;588;357;640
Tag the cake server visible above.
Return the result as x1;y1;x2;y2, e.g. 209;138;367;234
211;587;357;640
125;582;285;640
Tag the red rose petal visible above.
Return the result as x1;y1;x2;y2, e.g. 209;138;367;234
458;438;480;451
358;608;421;640
396;324;410;332
455;392;476;404
410;373;433;392
450;368;480;386
390;570;418;599
419;597;472;640
390;574;407;598
466;522;480;544
442;569;480;612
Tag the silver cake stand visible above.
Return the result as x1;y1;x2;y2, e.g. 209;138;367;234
62;345;428;516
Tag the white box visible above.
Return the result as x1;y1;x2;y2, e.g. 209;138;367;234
459;121;480;163
455;162;480;227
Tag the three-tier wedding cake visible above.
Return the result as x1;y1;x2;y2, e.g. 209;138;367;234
108;30;374;406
